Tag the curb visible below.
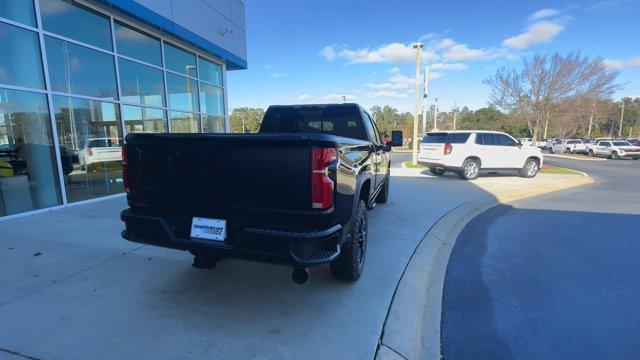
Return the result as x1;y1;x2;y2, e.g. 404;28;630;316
375;174;593;360
545;154;606;161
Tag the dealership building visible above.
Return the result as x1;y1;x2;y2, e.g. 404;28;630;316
0;0;247;218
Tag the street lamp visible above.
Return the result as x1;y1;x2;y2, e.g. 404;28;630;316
412;42;423;166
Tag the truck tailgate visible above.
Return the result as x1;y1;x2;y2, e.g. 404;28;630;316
125;133;316;215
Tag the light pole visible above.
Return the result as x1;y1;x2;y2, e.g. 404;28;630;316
619;98;626;137
411;42;423;165
433;97;439;131
452;102;458;130
421;64;430;135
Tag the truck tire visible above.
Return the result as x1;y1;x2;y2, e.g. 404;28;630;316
519;158;540;178
458;158;480;180
611;151;619;160
429;167;446;176
375;176;389;204
331;200;367;281
588;149;595;157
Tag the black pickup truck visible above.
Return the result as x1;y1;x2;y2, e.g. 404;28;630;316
120;103;402;283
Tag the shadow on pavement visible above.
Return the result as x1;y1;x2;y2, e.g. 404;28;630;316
441;204;640;359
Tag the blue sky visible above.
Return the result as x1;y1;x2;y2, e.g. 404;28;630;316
227;0;640;113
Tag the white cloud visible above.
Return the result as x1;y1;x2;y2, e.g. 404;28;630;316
269;72;287;78
529;8;562;21
323;93;359;102
502;21;564;49
320;45;337;60
366;73;415;91
435;38;488;61
366;90;407;99
603;59;625;71
587;0;635;11
604;56;640;71
430;62;468;71
297;94;313;102
628;56;640;67
323;43;436;64
389;67;401;73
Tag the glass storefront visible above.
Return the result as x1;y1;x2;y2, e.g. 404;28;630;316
0;0;227;218
0;88;62;216
53;96;123;203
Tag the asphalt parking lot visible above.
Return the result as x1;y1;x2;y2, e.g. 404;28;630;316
442;156;640;359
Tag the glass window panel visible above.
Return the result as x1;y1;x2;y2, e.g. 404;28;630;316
0;88;62;216
198;83;224;115
201;115;224;133
164;43;197;77
0;0;36;26
0;23;45;89
52;96;123;202
122;105;166;134
39;0;112;50
45;36;118;100
167;73;198;112
118;59;165;107
114;21;161;66
198;57;222;86
170;111;198;133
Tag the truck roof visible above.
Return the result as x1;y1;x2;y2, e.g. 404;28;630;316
267;103;362;109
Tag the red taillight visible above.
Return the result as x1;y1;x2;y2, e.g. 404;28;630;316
311;147;337;209
122;144;131;194
444;143;452;155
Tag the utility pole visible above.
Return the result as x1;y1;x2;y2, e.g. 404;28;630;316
618;98;625;137
587;102;596;138
433;97;439;131
452;102;458;130
411;43;423;165
421;64;430;135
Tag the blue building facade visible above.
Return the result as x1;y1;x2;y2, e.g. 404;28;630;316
0;0;247;218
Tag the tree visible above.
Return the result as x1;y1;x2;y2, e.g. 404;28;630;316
369;105;412;140
457;107;530;137
484;52;620;142
229;108;265;133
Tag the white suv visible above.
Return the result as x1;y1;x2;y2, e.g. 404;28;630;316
418;131;544;180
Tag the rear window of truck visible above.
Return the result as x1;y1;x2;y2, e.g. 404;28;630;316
260;106;367;140
422;132;470;144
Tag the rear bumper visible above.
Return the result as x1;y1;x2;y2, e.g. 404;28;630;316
120;209;342;267
417;161;461;172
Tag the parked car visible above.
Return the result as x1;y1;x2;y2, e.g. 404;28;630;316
417;130;543;180
120;103;403;283
550;139;586;154
538;138;553;149
590;140;640;159
78;138;123;171
585;138;613;156
518;138;533;146
627;138;640;146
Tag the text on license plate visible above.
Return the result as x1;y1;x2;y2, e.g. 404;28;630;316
190;217;226;241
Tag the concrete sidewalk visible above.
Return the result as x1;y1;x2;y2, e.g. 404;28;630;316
0;170;589;360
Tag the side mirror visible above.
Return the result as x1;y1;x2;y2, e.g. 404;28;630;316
517;140;523;148
388;130;403;147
